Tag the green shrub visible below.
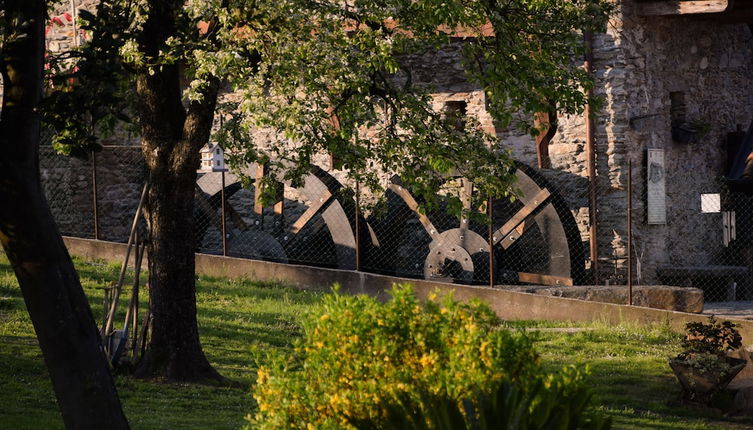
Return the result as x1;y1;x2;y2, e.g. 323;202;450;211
349;367;611;430
249;284;609;429
679;316;742;358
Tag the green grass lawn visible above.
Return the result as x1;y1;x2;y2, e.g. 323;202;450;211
1;253;752;429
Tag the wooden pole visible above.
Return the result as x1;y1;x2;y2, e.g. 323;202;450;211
131;252;140;360
221;169;227;256
137;307;151;360
103;182;148;337
627;159;633;305
489;196;495;287
69;0;78;47
355;180;361;271
254;163;265;228
585;31;600;285
123;234;144;350
91;151;99;240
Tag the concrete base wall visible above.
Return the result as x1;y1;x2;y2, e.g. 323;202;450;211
61;236;753;347
506;285;704;313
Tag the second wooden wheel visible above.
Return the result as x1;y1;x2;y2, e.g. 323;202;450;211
366;162;585;286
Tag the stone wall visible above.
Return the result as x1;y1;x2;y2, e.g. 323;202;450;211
40;147;95;239
41;1;145;244
93;147;146;241
40;146;144;243
589;4;753;284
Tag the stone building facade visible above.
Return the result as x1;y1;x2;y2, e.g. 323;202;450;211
391;5;753;286
578;4;753;285
41;0;753;289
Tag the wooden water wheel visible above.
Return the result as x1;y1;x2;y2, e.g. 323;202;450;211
366;163;585;286
195;164;366;269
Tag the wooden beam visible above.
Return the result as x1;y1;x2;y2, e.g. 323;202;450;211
388;183;439;238
534;111;556;169
288;189;332;235
254;163;284;224
491;188;550;245
272;182;284;235
499;217;536;250
636;0;729;16
254;163;265;216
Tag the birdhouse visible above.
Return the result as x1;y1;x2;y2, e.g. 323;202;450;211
199;143;226;172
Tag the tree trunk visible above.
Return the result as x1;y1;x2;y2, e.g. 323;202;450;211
0;1;130;428
132;0;222;382
133;150;222;381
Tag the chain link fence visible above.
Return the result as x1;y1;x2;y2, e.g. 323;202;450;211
94;147;147;242
40;145;96;239
41;145;583;288
40;144;753;304
622;149;753;304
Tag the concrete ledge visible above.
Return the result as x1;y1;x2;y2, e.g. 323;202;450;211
504;285;704;313
62;236;753;347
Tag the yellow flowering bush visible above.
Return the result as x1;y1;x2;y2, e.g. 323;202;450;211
249;284;607;429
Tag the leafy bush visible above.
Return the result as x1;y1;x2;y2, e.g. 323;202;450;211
679;316;742;358
349;367;611;430
674;316;743;375
249;284;609;429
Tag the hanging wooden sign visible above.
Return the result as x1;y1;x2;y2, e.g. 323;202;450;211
647;149;667;224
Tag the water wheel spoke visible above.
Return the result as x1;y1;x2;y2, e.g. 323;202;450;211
195;189;221;227
491;188;550;246
225;199;249;231
459;178;473;232
288;188;333;235
499;216;534;250
388;183;439;238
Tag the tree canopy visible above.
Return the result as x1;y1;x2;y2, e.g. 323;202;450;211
46;0;611;208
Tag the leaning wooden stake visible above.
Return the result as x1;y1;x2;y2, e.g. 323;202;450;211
108;232;146;366
120;236;145;361
103;182;149;337
137;307;152;360
131;254;141;360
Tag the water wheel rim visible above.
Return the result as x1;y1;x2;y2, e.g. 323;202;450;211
195;165;360;269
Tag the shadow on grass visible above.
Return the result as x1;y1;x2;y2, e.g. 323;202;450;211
0;260;22;299
0;335;62;429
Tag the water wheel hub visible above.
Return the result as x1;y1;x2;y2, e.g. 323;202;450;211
424;229;488;282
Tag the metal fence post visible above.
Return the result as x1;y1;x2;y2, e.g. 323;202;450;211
221;169;227;256
489;196;495;288
627;159;633;305
355;180;361;271
92;150;99;240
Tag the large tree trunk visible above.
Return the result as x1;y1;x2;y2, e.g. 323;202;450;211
0;1;130;428
133;144;221;381
132;0;222;382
